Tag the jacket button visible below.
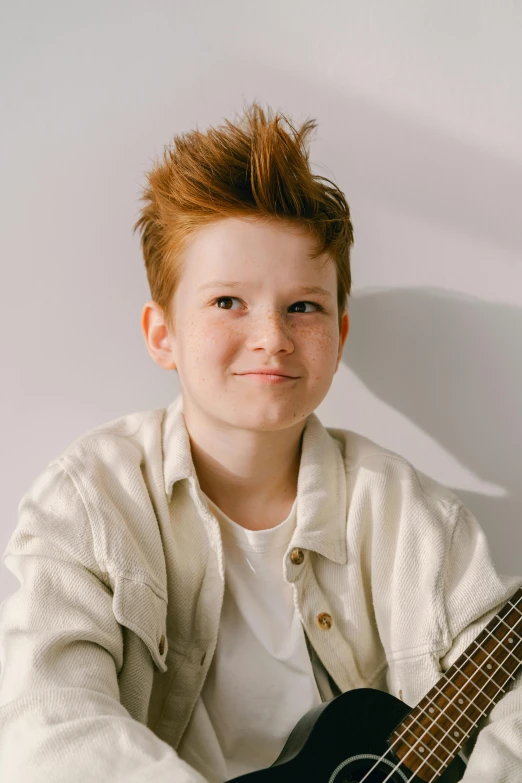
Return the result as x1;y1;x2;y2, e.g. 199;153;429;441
158;634;166;655
290;547;305;565
317;612;332;630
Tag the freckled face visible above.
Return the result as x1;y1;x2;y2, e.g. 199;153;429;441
168;217;346;431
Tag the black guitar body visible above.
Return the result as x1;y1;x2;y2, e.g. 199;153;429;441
228;688;467;783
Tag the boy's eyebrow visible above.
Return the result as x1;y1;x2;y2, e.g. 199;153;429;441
197;280;332;298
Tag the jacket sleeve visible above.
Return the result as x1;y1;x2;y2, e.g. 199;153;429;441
437;502;522;783
0;459;209;783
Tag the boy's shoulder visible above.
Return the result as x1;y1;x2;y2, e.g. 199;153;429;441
56;405;167;472
325;423;462;510
35;405;172;586
62;405;164;447
38;405;172;541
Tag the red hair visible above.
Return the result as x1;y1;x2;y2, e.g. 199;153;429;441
134;101;354;334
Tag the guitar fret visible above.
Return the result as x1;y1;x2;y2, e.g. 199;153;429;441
401;691;471;751
433;679;486;723
461;650;507;692
400;721;452;763
398;727;444;770
430;683;478;728
457;655;500;704
386;588;522;782
490;621;522;660
470;630;517;680
397;647;508;766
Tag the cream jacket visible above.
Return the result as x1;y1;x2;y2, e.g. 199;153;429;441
1;392;521;783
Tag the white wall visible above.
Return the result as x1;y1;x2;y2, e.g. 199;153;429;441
1;0;521;600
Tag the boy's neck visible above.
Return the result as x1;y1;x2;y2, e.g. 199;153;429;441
181;399;306;530
192;437;301;531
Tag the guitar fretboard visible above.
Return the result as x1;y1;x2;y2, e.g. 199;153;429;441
388;585;522;782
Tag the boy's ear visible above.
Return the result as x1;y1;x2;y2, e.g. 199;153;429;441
141;300;177;370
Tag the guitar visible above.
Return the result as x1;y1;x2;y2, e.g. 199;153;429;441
228;585;522;783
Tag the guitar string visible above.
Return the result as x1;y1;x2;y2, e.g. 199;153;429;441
382;608;522;783
356;597;522;783
354;595;522;783
364;599;522;783
363;599;522;783
382;619;522;783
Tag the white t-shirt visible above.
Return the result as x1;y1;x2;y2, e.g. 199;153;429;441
176;492;338;783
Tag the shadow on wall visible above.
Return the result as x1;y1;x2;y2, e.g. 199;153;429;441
342;286;522;576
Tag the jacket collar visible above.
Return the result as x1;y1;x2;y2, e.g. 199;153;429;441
161;393;348;565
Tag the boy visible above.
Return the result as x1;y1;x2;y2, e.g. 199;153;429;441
0;102;521;783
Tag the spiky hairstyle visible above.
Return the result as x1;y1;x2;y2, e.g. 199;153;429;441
134;101;354;334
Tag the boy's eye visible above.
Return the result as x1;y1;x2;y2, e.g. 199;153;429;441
211;296;324;313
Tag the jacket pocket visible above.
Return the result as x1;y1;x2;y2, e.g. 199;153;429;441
112;575;168;673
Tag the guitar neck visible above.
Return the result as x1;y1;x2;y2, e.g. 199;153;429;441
388;585;522;782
